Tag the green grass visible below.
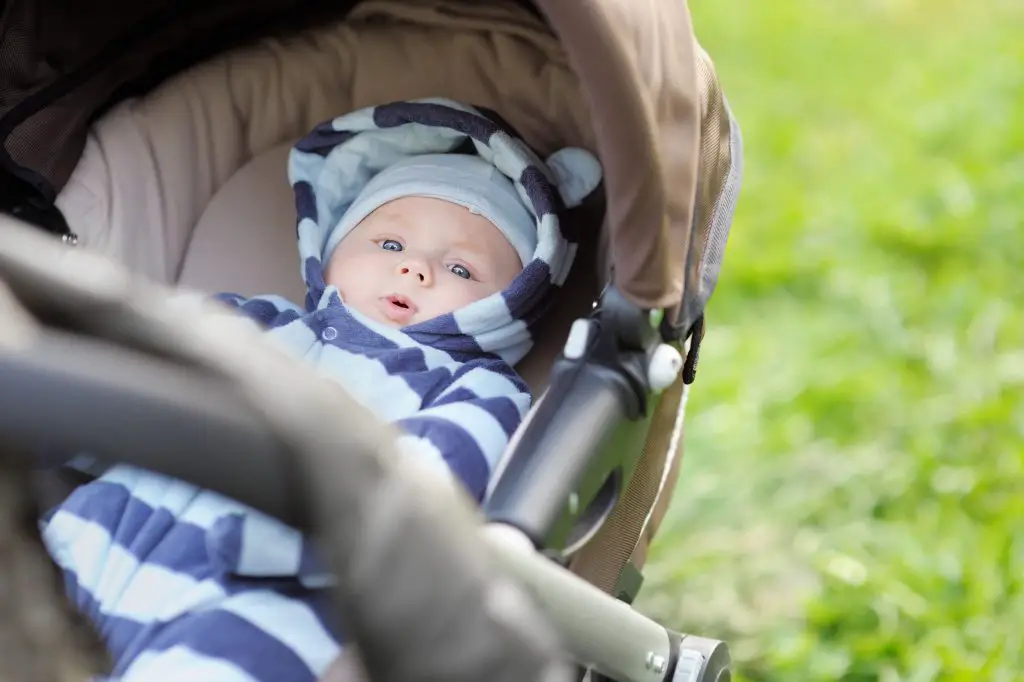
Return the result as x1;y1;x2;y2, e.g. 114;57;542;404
635;1;1024;680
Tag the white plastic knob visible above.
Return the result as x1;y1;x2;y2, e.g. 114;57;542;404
563;319;593;359
647;343;684;392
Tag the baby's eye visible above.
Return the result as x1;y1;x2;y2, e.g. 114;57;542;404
448;263;472;280
380;239;403;252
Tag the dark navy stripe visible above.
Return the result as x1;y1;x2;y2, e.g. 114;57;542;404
59;566;148;661
310;306;400;351
403;328;492;362
519;164;562;217
290;306;470;405
117;608;320;681
296;537;332;584
371;102;500;144
293;180;317;228
394;415;490;501
56;481;231;577
60;566;340;681
293;125;356;158
472;104;527;140
517;281;559;332
503;259;552;320
448;357;530;395
301;307;457;403
237;298;301;328
303;257;327;309
431;391;522;439
207;514;245;574
214;292;247;308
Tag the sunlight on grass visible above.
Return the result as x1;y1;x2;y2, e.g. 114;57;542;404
637;1;1024;679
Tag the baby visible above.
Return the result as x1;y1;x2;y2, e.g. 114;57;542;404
42;98;601;682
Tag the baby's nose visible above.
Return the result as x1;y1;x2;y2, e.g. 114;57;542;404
397;259;432;285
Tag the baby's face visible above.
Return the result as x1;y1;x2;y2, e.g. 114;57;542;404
325;196;524;327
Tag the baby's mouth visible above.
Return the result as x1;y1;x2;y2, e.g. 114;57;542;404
381;294;418;322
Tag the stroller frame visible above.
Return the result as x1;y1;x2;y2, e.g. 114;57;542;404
484;522;731;682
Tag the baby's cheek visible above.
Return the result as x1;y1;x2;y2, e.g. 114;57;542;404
425;287;464;315
323;258;342;289
326;260;360;297
461;282;501;308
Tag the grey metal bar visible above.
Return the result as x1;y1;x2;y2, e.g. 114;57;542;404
482;523;674;682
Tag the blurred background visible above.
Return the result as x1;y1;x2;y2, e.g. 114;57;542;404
636;0;1024;680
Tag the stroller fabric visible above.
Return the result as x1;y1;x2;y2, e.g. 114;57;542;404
41;98;600;682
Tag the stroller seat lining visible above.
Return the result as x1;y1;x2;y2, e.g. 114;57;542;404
179;142;308;306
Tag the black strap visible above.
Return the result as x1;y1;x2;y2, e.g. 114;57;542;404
682;313;705;385
0;171;74;240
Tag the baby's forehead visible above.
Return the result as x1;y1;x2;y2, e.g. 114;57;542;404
359;197;501;242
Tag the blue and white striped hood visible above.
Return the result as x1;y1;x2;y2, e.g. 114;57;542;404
288;97;602;367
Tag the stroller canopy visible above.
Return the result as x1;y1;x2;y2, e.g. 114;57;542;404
0;0;738;334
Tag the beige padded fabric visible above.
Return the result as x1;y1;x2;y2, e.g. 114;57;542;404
178;142;307;306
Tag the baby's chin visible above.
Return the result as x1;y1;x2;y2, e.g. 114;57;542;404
360;307;411;328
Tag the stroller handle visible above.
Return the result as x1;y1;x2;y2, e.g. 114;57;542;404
0;327;301;523
0;217;571;682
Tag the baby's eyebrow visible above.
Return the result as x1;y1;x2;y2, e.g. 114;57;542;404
375;213;411;230
448;241;492;265
451;240;485;255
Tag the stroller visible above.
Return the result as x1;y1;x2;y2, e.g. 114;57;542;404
0;1;742;681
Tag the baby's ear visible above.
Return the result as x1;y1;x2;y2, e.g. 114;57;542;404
545;148;603;209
